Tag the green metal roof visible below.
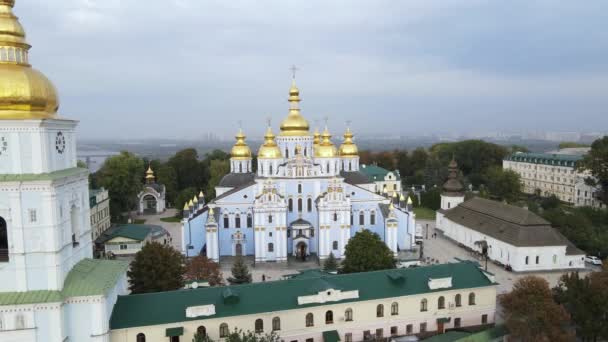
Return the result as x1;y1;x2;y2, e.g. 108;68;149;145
360;164;401;181
421;325;508;342
110;261;495;330
422;331;472;342
0;167;88;182
504;152;582;167
0;259;128;305
62;258;129;297
101;224;153;242
323;330;341;342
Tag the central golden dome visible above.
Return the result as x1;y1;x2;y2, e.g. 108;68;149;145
258;126;282;159
279;79;310;136
231;129;252;160
0;0;59;120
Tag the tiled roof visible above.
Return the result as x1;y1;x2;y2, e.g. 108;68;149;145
504;152;582;167
0;259;128;305
444;198;581;249
109;261;494;330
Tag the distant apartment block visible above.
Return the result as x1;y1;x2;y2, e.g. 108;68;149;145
90;188;112;240
503;152;603;208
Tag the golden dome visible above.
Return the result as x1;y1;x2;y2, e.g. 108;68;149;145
314;127;338;158
231;129;252;160
279;79;310;136
258;126;282;159
0;1;59;120
339;127;359;157
313;128;321;147
145;165;155;182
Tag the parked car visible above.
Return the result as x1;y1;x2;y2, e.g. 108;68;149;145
585;255;602;266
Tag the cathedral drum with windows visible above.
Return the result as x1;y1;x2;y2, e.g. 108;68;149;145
182;80;417;262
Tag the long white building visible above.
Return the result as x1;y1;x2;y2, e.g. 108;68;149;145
437;161;585;272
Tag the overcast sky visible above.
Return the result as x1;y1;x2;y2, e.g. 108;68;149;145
17;0;608;140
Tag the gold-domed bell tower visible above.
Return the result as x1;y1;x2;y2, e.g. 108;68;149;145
314;127;339;176
339;127;360;172
257;125;283;177
230;129;252;173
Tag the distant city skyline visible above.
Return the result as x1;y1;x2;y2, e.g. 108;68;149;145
17;0;608;139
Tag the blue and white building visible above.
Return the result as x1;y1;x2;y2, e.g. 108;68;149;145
182;81;416;262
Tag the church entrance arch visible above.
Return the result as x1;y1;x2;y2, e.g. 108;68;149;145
235;243;243;256
143;194;158;214
296;241;308;261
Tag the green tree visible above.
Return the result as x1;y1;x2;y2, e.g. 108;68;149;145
500;276;574;342
227;255;252;285
176;187;199;214
169;148;207;191
156;163;178;206
341;230;395;274
206;159;230;199
541;194;561;210
185;255;224;286
578;136;608;206
420;187;441;210
559;142;589;149
128;242;186;294
96;151;144;219
482;167;520;202
323;252;338;272
225;329;280;342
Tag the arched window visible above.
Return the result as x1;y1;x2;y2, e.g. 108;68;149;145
285;148;289;158
272;317;281;331
350;212;353;225
420;298;428;312
247;214;252;228
455;294;462;307
469;293;476;305
391;302;398;315
525;256;529;265
269;164;273;175
370;211;376;225
0;217;8;262
326;163;329;174
298;184;302;193
235;214;241;228
268;215;273;223
345;308;353;321
325;310;334;324
239;163;242;173
197;326;206;337
136;333;146;342
448;202;451;209
268;243;274;252
307;198;312;212
306;313;314;327
15;314;24;329
332;241;338;250
288;198;293;212
255;319;264;333
333;212;338;221
359;211;365;225
438;296;445;309
223;214;229;228
376;304;384;317
220;323;229;337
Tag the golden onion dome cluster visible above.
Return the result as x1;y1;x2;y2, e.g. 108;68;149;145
0;0;59;120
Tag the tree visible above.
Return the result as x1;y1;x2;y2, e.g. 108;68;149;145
578;136;608;206
156;163;178;206
341;230;395;274
500;276;574;342
96;151;144;219
541;194;561;210
553;270;608;342
128;242;186;294
225;329;280;342
168;148;206;191
176;187;199;214
482;167;520;202
420;187;441;210
206;159;230;199
323;252;338;272
186;255;224;286
227;255;252;285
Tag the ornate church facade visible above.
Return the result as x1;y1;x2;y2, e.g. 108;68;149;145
182;81;416;262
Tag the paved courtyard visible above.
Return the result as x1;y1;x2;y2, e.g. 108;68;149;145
134;208;183;251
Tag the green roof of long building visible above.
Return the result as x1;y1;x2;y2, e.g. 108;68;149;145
110;261;495;330
504;152;582;167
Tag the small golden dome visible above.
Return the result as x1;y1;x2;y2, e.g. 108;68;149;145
145;165;155;182
279;79;310;136
313;128;321;147
339;127;359;157
314;127;338;158
231;129;252;160
0;1;59;120
258;126;282;159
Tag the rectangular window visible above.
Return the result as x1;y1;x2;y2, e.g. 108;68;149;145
29;209;37;223
363;331;371;341
306;339;313;342
120;244;127;250
536;256;540;264
345;333;352;342
406;324;413;335
375;329;383;339
390;326;397;336
420;323;427;333
482;314;488;324
359;212;364;225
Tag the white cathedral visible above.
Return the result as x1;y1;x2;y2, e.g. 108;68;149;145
0;1;128;341
181;80;416;262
